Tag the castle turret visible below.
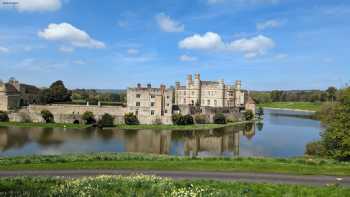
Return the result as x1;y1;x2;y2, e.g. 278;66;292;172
175;81;180;89
235;80;241;91
186;74;193;86
8;77;20;92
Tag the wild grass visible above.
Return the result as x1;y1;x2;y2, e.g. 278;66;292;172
259;102;321;111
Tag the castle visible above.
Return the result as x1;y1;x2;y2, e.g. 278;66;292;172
1;74;255;125
0;78;40;111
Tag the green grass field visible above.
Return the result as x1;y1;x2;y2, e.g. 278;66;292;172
0;175;348;197
259;102;322;111
1;153;350;176
0;122;91;129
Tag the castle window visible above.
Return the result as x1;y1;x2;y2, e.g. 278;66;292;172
151;102;155;107
165;110;168;114
166;103;170;106
150;95;155;98
192;91;194;95
151;110;155;115
214;100;217;106
167;96;170;99
135;110;139;116
136;102;140;106
207;100;210;105
136;94;141;98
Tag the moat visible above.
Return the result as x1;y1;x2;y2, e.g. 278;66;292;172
0;109;321;157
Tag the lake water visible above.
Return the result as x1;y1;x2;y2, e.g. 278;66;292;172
0;109;321;157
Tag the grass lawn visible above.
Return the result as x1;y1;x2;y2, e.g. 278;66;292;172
0;122;91;129
0;175;348;197
1;153;350;176
259;102;322;111
115;121;249;130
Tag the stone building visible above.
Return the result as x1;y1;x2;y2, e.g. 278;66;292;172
0;78;40;111
175;73;245;108
127;84;173;124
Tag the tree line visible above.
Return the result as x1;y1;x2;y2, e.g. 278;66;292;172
251;87;338;103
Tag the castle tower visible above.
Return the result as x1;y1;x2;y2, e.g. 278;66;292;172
193;73;201;106
218;79;225;107
235;80;241;91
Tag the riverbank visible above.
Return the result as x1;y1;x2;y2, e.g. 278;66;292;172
115;121;251;130
258;102;321;112
1;175;348;196
1;153;349;176
0;122;91;129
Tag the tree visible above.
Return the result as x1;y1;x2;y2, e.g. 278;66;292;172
270;90;283;102
97;113;115;128
183;114;194;125
0;111;9;122
46;80;72;103
326;86;337;103
244;110;254;121
321;87;350;161
41;110;54;123
213;113;226;124
172;114;193;125
194;114;207;124
256;107;264;119
82;111;96;125
124;113;139;125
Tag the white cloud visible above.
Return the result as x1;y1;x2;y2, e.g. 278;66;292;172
155;13;184;32
179;55;197;62
275;53;288;59
127;48;139;55
228;35;275;58
59;46;74;53
257;19;283;30
73;60;86;65
117;20;128;28
179;32;275;58
38;23;105;49
0;46;9;53
179;32;223;50
0;0;62;12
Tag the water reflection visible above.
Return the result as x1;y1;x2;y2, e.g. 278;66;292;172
0;109;321;157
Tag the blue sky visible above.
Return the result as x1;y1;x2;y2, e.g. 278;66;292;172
0;0;349;90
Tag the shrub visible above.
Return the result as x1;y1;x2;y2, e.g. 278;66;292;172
172;114;193;125
41;110;54;123
183;114;194;125
124;113;139;125
226;115;238;123
172;113;184;125
244;110;254;121
305;141;326;156
82;111;96;125
194;114;207;124
213;113;226;124
97;113;115;128
0;111;9;122
256;106;264;119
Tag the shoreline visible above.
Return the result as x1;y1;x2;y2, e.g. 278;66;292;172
262;107;316;113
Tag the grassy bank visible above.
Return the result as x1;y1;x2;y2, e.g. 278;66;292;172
0;175;348;197
0;122;91;129
1;153;350;176
115;121;249;130
259;102;321;111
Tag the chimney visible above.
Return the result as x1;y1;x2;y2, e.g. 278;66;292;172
187;74;193;86
175;81;180;89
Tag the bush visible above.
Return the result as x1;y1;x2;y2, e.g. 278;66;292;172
0;111;9;122
97;113;115;128
124;113;139;125
305;141;326;156
213;113;226;124
172;114;193;125
244;110;254;121
194;114;207;124
41;110;54;123
226;116;238;123
82;111;96;124
183;114;194;125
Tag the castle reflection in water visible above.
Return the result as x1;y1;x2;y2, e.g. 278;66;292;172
0;123;259;157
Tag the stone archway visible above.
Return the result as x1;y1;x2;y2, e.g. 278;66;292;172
73;120;80;124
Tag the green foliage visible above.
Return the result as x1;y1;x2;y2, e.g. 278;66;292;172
326;86;337;102
244;110;254;121
71;89;126;103
0;111;9;122
172;114;193;125
40;80;72;104
313;102;337;124
82;111;96;124
194;114;207;124
124;113;139;125
213;113;226;124
250;92;271;104
41;110;54;123
305;141;326;156
320;87;350;161
97;113;115;128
